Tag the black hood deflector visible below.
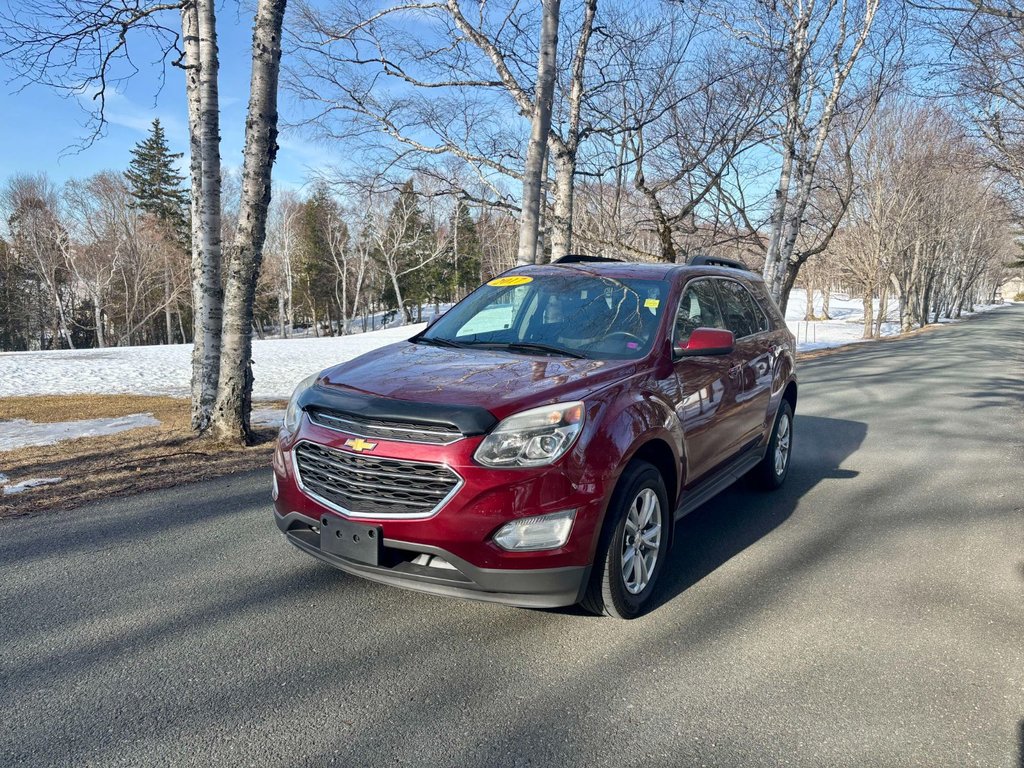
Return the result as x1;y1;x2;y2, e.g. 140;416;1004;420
297;383;498;436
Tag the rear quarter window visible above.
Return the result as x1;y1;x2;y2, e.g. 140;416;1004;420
745;280;783;329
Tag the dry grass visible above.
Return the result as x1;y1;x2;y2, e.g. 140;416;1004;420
0;395;283;519
794;319;951;361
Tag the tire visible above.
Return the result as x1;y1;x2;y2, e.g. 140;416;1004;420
752;399;793;490
581;461;670;619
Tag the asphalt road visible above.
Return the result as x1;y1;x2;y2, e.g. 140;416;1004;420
2;307;1022;768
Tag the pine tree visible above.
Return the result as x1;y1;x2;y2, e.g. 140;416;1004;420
451;199;482;298
386;180;435;318
0;236;30;351
295;185;340;333
124;119;188;230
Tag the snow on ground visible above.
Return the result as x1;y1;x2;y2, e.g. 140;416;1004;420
251;408;285;428
0;413;161;452
783;289;1008;352
0;292;1014;402
2;477;63;495
0;324;426;401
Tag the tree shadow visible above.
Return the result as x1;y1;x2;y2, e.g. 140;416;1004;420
649;414;867;612
0;470;269;567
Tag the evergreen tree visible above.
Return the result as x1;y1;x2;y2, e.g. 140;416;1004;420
0;236;30;351
451;199;482;298
385;179;436;316
295;184;340;332
124;119;188;230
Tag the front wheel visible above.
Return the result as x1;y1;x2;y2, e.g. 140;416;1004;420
581;461;670;619
752;400;793;490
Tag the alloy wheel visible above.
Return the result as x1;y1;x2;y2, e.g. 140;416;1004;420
621;488;662;595
774;412;791;477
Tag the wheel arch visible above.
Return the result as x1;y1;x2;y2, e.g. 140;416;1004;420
782;380;798;412
629;438;679;508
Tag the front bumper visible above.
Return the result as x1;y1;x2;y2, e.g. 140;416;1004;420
275;510;590;608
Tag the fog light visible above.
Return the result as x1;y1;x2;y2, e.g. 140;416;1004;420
493;509;576;551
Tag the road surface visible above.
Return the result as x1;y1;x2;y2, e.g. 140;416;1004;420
2;305;1022;767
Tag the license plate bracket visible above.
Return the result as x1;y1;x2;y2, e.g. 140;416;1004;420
319;516;382;566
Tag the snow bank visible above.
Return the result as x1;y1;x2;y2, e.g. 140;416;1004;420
2;477;63;495
252;408;284;428
0;324;425;401
783;289;1007;352
0;413;161;452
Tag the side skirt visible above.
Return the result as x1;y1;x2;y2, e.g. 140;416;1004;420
674;443;766;521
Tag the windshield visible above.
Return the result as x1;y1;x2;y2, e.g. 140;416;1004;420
419;273;669;360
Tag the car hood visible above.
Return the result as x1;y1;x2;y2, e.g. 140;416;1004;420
318;341;639;420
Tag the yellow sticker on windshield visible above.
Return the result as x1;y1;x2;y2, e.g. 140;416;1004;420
644;298;660;309
487;275;533;287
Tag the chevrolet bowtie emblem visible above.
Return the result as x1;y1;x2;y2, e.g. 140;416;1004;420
343;438;378;453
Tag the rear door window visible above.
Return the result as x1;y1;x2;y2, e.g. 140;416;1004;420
715;279;766;339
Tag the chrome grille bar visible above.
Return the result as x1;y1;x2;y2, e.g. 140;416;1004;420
293;441;462;519
307;409;464;445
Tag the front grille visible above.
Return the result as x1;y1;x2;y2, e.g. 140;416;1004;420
293;441;461;518
307;409;464;445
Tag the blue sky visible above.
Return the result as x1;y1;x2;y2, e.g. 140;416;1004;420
0;7;329;191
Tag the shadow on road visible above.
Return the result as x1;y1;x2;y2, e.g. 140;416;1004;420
0;472;269;567
648;414;867;613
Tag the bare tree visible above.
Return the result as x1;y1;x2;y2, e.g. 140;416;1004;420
518;0;561;264
210;0;289;444
2;175;76;348
191;0;225;430
716;0;903;310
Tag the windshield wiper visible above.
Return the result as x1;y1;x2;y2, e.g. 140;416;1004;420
413;336;465;349
472;341;587;359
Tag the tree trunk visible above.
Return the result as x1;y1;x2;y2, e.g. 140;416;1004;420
164;275;174;343
389;269;406;324
516;0;560;266
550;148;575;262
188;0;224;433
762;148;795;296
777;260;801;316
874;282;888;338
94;302;105;348
862;290;873;339
210;0;288;445
176;302;188;343
547;0;594;263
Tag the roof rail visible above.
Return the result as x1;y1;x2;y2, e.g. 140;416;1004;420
553;254;624;264
687;254;750;272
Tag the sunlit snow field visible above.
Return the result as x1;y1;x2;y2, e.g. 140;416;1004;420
0;289;1010;401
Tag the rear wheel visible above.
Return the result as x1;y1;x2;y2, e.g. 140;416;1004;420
752;400;793;490
582;461;669;619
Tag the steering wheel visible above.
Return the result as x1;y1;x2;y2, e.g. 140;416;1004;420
605;331;644;345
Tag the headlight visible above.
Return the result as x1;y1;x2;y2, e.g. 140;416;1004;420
474;401;585;468
283;371;320;433
493;509;576;551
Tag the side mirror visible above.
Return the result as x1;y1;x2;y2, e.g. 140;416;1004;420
674;328;735;357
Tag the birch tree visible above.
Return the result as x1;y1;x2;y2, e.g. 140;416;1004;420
209;0;289;444
716;0;901;310
517;0;561;264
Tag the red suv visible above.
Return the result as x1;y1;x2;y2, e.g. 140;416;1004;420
273;256;797;618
